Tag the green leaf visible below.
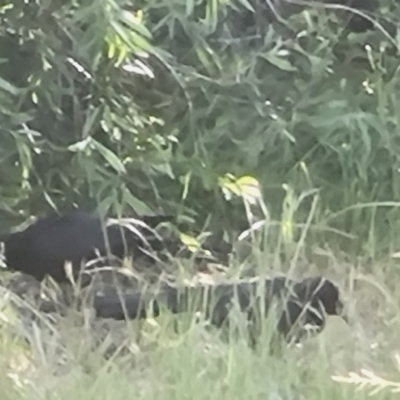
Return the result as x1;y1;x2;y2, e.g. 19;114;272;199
181;171;192;200
185;0;195;16
261;54;297;72
236;175;261;204
68;137;92;152
120;10;152;39
235;0;255;12
82;107;102;138
122;187;154;215
0;76;20;95
91;140;127;174
179;233;201;253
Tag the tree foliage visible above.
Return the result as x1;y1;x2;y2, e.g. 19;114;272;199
0;0;399;256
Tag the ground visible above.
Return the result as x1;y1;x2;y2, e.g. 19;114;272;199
0;253;399;400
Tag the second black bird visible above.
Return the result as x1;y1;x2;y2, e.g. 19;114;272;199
92;275;347;345
1;210;173;283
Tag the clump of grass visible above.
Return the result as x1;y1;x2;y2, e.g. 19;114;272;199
333;368;400;397
2;188;400;400
0;249;399;400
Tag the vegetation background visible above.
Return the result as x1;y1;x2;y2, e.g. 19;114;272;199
0;0;400;398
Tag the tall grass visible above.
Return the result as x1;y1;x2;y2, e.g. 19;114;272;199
0;240;400;399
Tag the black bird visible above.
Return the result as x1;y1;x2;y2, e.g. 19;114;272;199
94;291;161;320
275;277;346;341
91;276;346;344
1;210;173;284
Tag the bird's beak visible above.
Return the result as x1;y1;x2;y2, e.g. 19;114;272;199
335;299;349;323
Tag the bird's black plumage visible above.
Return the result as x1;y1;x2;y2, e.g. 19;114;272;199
93;291;160;320
275;277;345;340
91;276;346;344
1;210;173;283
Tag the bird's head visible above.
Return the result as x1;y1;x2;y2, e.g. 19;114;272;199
294;277;347;322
